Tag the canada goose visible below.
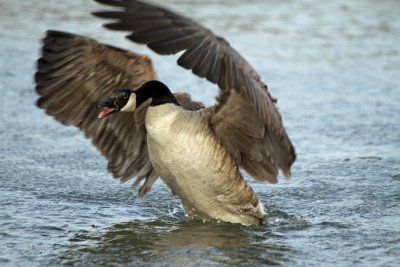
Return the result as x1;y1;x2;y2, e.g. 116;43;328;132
35;0;296;226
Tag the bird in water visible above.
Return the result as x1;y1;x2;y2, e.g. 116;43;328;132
35;0;296;226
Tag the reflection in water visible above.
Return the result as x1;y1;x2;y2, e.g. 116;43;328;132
61;220;292;266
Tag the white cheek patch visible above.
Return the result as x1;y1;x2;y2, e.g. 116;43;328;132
121;94;136;112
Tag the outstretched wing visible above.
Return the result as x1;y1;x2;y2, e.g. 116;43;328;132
211;90;295;183
35;30;202;196
93;0;296;181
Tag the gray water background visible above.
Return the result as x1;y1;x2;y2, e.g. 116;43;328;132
1;0;399;266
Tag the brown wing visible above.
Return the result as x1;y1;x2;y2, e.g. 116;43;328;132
36;30;202;196
211;90;295;183
93;0;296;181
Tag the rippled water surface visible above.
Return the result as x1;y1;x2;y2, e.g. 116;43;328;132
1;0;400;266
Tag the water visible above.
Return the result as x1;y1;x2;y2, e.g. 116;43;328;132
1;0;399;266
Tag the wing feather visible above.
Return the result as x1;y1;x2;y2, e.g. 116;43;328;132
36;30;204;194
91;0;296;181
36;30;160;196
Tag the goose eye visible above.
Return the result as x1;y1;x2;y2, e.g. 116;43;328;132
122;92;128;98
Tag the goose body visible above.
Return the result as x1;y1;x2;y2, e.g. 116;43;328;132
145;104;264;225
35;0;296;226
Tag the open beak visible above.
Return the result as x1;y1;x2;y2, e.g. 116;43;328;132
97;97;117;119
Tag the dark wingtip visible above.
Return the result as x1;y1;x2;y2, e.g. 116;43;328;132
92;10;128;19
36;96;47;109
93;0;126;7
45;29;75;39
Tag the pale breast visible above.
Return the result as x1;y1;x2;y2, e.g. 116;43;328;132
145;104;264;225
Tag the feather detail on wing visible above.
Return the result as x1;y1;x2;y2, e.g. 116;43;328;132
211;90;296;182
93;0;296;181
35;30;203;196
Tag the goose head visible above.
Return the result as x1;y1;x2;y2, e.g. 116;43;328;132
97;80;179;119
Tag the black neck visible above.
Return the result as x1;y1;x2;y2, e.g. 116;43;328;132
135;81;180;107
